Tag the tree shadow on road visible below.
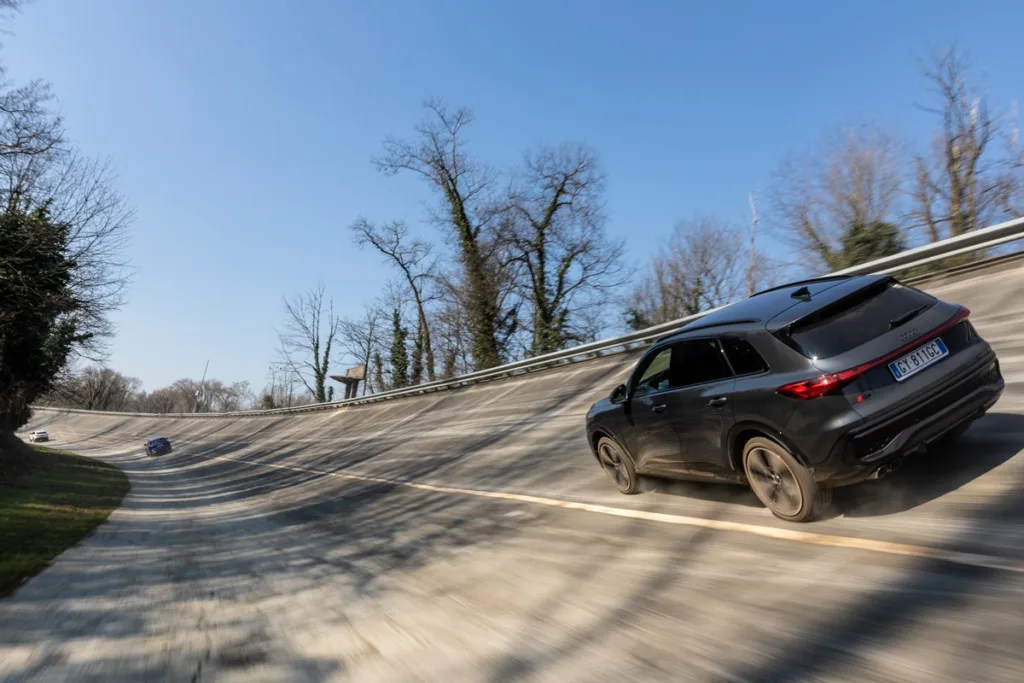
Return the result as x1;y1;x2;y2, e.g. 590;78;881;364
718;474;1024;683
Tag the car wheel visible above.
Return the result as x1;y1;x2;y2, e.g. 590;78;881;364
742;437;830;523
595;436;639;495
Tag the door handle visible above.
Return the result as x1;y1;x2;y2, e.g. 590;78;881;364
707;397;728;407
652;404;667;413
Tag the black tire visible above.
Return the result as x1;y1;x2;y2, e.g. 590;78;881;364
595;436;640;495
742;437;830;523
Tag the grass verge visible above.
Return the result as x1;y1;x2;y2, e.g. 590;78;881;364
0;444;130;596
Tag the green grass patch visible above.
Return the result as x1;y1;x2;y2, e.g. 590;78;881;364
0;445;129;596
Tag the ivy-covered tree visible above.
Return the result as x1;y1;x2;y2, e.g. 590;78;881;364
388;308;410;389
374;100;509;371
373;351;386;393
0;209;84;449
0;52;131;465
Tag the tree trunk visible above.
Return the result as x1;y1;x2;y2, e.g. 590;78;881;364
0;428;31;481
458;227;501;370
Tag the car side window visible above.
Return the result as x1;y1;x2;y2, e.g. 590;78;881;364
672;338;732;387
720;337;769;376
633;347;673;397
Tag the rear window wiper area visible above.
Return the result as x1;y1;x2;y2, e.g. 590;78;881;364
888;303;930;330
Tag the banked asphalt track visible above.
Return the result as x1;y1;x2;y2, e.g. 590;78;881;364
2;263;1024;682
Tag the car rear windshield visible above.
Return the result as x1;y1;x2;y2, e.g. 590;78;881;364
781;279;936;359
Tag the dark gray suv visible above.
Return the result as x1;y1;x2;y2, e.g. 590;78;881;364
585;274;1004;522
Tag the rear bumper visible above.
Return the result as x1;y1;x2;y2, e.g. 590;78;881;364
812;353;1004;487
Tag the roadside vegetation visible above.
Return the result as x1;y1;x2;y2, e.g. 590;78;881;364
0;444;129;595
0;0;131;472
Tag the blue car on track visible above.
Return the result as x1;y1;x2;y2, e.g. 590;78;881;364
145;436;172;456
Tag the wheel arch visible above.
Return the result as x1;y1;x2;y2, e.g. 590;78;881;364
588;428;614;458
727;421;810;471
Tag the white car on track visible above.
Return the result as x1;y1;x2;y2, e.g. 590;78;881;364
27;430;49;443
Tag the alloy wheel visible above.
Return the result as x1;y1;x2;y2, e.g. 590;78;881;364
746;447;803;517
598;441;630;489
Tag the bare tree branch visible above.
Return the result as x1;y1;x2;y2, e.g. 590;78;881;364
506;143;627;355
373;99;509;370
626;217;770;329
768;124;905;273
275;283;340;403
351;218;438;383
910;45;1016;241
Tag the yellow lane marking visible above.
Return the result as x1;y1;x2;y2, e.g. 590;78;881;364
204;453;1023;574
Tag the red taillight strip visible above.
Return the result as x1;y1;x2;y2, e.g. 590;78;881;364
777;306;970;400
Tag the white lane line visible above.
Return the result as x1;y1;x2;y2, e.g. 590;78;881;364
202;452;1023;574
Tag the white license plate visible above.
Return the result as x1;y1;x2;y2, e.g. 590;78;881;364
889;338;948;381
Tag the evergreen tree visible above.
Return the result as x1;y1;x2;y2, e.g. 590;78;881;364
841;221;905;268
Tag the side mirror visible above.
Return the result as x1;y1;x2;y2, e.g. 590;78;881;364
610;383;628;403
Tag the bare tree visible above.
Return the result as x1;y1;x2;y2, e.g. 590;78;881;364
0;64;132;361
374;99;510;370
1004;101;1024;218
138;386;178;414
507;143;626;355
42;366;141;411
768;124;905;272
351;218;438;383
338;303;384;396
132;378;254;414
255;363;313;409
275;283;340;403
912;46;1017;242
626;218;759;329
197;379;253;413
429;283;473;380
80;367;141;411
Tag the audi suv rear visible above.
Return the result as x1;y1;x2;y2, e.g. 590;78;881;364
585;273;1004;522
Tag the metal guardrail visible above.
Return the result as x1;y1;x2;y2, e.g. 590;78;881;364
831;216;1024;276
36;216;1024;420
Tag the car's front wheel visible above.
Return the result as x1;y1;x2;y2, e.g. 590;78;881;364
595;436;639;494
742;437;830;523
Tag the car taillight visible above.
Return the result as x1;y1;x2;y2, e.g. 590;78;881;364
777;369;861;400
777;305;971;400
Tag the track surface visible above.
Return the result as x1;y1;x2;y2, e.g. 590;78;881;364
3;267;1024;682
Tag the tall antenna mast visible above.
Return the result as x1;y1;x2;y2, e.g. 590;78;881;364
194;360;209;413
747;192;759;296
1012;99;1021;161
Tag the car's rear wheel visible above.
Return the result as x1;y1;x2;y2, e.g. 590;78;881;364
742;437;829;523
596;436;639;495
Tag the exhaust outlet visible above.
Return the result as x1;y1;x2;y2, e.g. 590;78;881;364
871;456;904;480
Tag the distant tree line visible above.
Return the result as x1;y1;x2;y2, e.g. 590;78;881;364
42;367;257;414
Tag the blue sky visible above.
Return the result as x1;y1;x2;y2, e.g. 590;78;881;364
4;0;1023;392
